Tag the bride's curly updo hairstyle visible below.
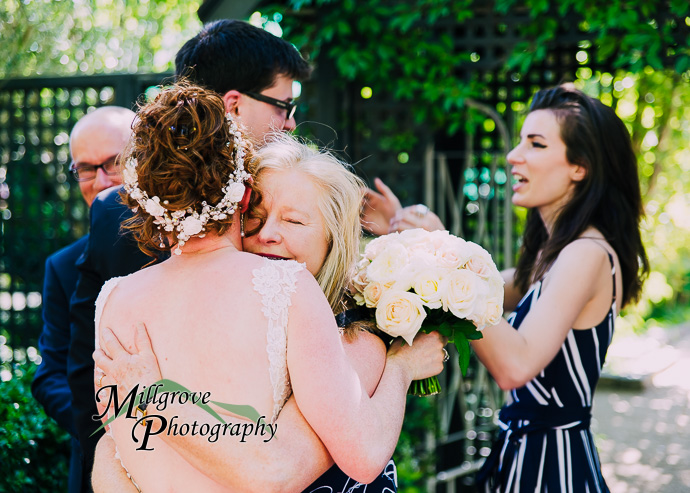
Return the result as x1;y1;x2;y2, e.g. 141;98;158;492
121;80;253;257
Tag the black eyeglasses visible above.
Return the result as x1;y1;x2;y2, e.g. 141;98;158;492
243;92;297;120
69;155;120;182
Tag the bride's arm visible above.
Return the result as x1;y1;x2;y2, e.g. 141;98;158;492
95;325;331;491
287;270;446;483
94;290;443;487
92;435;138;493
93;324;388;490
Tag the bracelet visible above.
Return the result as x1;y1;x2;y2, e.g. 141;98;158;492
135;391;155;427
135;402;148;427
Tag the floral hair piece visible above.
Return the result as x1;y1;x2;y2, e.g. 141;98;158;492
123;113;250;255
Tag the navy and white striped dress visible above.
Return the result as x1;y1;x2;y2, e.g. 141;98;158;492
476;255;615;492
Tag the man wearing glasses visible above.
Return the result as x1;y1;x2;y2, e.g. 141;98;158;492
173;20;305;144
32;106;135;493
224;82;298;143
67;108;134;206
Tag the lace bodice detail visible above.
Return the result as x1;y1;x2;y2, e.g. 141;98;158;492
252;258;305;423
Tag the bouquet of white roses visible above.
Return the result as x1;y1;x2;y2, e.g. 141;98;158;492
350;229;504;396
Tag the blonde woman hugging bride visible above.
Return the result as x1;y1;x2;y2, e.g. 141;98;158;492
91;81;447;492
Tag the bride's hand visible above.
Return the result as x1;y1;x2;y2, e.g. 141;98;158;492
386;331;447;382
93;323;163;396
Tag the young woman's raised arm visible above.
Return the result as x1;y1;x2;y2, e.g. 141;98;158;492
471;240;614;390
500;267;523;312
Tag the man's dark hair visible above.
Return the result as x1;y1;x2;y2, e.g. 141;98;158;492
175;19;312;95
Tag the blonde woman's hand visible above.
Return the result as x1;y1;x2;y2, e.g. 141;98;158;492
93;323;162;397
386;331;447;382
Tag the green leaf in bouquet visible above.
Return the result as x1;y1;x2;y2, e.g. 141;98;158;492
453;332;472;375
420;321;452;335
454;321;484;340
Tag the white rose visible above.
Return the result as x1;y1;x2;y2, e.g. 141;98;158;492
356;257;369;269
349;263;370;295
487;274;506;306
367;242;409;284
483;297;504;327
398;228;429;248
427;229;453;249
144;197;166;217
464;242;499;279
413;268;443;309
441;269;479;319
468;294;503;330
180;216;204;237
375;290;427;345
434;235;469;270
391;251;435;292
408;250;436;267
362;281;385;308
226;182;246;203
363;233;397;261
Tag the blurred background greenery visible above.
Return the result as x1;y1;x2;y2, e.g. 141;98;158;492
3;0;687;337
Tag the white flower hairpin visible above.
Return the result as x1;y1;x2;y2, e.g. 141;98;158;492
123;113;250;255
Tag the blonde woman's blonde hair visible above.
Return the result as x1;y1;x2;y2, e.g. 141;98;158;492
250;134;364;313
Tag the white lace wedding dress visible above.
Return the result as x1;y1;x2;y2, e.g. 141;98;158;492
94;258;305;491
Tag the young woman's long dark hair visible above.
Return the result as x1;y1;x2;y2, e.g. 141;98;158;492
513;86;649;307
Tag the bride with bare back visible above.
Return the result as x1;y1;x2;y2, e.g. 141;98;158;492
92;82;446;492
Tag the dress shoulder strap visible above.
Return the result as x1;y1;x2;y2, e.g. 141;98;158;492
606;251;616;303
252;259;305;423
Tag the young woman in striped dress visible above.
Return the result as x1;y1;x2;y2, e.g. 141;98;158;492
474;85;649;492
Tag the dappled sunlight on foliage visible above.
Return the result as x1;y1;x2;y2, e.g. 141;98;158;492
274;1;690;332
1;0;203;78
575;68;690;331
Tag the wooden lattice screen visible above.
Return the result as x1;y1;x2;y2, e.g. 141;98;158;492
0;74;167;348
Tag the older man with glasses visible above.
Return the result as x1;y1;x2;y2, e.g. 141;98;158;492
32;106;135;493
66;107;134;206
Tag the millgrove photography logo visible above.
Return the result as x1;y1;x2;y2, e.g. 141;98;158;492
92;379;277;451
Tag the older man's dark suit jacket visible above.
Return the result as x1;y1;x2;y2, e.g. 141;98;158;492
32;235;88;493
68;186;162;492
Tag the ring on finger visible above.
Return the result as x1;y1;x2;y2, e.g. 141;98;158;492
97;373;106;388
442;347;449;363
413;204;429;218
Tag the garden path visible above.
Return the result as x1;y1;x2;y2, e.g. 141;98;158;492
593;323;690;492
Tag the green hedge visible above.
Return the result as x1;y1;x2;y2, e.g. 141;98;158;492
0;348;70;492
